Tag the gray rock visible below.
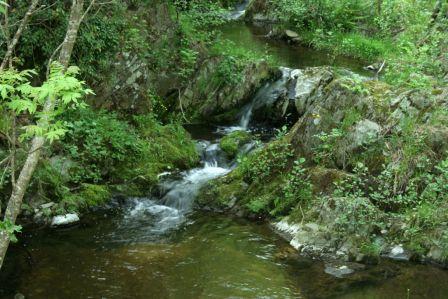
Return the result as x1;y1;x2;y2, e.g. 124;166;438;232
351;119;381;146
304;222;319;232
41;202;55;209
324;265;354;278
387;245;410;261
51;213;80;227
285;30;299;38
293;68;333;116
427;246;444;261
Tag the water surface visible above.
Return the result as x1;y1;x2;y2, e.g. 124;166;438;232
219;22;370;75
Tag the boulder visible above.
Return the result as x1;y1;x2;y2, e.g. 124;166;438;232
181;57;275;123
51;213;80;227
248;67;334;125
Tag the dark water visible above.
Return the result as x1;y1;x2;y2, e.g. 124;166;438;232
2;209;448;299
219;22;370;76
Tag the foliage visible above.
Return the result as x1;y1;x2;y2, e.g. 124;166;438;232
12;109;199;216
0;64;91;143
0;0;127;82
0;220;21;243
59;108;143;183
272;158;313;216
313;128;344;165
269;0;447;87
61;184;111;213
239;140;294;183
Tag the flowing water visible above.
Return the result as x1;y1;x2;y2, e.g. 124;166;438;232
227;0;251;20
239;67;293;130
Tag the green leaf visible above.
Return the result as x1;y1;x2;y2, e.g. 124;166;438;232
45;128;67;143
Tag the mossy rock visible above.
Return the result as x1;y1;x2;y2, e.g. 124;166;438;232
219;130;252;158
196;171;247;211
60;184;111;213
308;166;348;195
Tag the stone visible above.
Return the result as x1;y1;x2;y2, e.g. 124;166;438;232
387;245;410;261
356;253;366;263
324;265;354;278
41;202;55;209
304;222;319;232
51;213;80;227
427;246;444;262
285;29;299;39
351;119;381;147
293;68;333;116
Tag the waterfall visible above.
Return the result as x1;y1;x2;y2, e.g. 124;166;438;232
227;0;251;20
123;67;296;235
238;67;293;130
123;142;230;234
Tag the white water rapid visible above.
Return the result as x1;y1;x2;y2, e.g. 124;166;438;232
122;142;230;235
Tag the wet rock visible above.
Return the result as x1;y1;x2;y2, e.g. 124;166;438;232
386;245;411;261
14;293;25;299
33;211;45;223
219;130;252;159
181;58;275;122
51;213;80;227
324;264;355;278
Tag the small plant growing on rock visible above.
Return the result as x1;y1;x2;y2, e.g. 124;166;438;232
313;128;344;166
272;158;313;217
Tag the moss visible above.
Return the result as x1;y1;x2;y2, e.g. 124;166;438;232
60;184;111;213
243;175;285;216
196;171;247;211
308;166;347;195
134;115;199;171
219;130;252;158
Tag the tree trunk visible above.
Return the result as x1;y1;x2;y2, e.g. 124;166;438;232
0;0;85;271
0;0;40;71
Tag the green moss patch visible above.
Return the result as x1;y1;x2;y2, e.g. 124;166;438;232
219;130;252;158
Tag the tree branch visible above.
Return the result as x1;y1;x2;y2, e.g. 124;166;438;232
0;0;40;71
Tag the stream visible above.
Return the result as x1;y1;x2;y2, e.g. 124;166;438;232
2;4;448;299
